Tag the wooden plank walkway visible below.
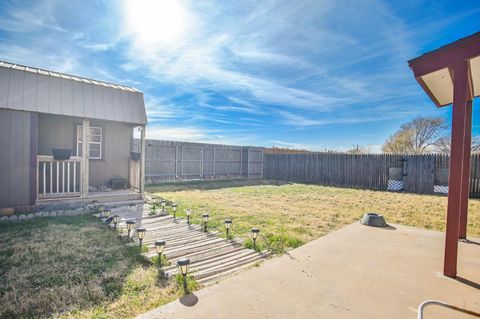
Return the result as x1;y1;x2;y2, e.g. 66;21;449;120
99;204;269;285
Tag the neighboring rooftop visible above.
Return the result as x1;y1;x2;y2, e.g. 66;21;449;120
0;60;147;125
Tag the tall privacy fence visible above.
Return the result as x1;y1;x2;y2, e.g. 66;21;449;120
143;140;263;183
263;153;480;198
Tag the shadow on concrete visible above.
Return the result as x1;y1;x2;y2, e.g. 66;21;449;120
455;276;480;290
180;293;199;307
382;225;397;231
459;238;480;246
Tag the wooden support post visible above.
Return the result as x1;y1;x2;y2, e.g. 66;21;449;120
444;61;470;277
81;119;90;198
458;99;473;239
140;125;146;197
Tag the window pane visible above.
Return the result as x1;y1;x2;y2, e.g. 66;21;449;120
77;126;83;142
89;149;101;159
90;143;101;151
77;125;102;159
90;135;101;143
91;127;102;135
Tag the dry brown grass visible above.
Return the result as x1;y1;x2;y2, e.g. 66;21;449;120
0;215;191;319
150;179;480;252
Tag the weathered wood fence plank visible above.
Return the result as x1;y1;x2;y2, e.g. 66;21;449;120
143;140;264;183
263;153;480;198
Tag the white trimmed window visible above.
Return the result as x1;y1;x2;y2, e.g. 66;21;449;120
77;126;102;159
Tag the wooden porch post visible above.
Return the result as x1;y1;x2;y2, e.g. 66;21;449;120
81;119;90;198
444;61;470;277
140;125;146;198
458;100;473;239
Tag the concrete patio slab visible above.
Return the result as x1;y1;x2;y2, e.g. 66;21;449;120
138;223;480;319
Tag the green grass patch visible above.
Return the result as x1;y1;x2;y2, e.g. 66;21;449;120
0;215;196;319
148;179;480;255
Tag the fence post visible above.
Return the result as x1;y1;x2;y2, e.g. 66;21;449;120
201;148;204;179
247;148;250;179
175;145;178;181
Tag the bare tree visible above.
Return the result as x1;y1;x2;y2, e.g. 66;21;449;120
382;116;447;154
346;144;370;154
435;135;480;153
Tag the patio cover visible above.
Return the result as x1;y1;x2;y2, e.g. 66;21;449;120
408;32;479;278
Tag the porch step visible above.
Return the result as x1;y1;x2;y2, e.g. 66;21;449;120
96;202;270;285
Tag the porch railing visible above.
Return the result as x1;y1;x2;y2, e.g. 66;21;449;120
37;155;82;199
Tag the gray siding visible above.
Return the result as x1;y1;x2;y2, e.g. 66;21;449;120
0;109;32;208
0;61;147;125
38;114;132;187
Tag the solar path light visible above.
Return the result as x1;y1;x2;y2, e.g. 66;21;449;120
251;228;260;250
176;258;190;293
98;205;105;216
137;227;146;248
113;215;119;228
172;202;177;219
202;214;209;232
161;200;167;213
129;203;136;212
186;209;191;225
126;219;136;239
104;208;111;218
225;219;232;239
155;240;166;267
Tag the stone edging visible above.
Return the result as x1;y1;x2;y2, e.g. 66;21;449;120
0;207;91;223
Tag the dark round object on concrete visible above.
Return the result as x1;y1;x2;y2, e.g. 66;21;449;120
360;213;388;227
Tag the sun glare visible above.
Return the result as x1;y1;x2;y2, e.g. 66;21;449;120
123;0;190;47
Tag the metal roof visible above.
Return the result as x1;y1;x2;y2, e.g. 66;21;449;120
0;60;147;124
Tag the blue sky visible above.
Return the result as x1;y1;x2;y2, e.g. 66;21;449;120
0;0;478;152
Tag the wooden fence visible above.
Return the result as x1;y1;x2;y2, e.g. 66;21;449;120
144;140;264;183
264;153;480;198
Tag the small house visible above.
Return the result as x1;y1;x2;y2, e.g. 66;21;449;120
0;60;147;210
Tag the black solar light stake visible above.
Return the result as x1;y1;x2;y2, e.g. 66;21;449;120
126;219;136;239
251;228;260;250
177;258;190;293
225;219;232;239
202;214;209;232
137;227;146;248
155;240;166;267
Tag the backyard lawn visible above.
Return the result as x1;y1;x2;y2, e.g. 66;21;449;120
149;179;480;253
0;215;194;319
1;179;479;318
